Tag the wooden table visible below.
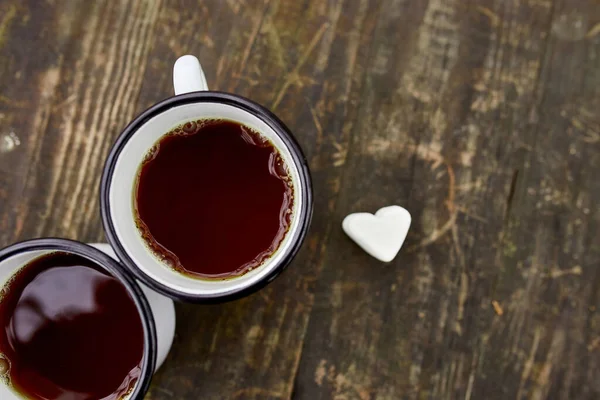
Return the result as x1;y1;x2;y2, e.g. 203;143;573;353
1;1;599;399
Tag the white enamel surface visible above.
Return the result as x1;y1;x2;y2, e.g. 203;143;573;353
90;243;175;372
342;206;411;262
173;55;208;95
0;246;169;399
108;102;303;296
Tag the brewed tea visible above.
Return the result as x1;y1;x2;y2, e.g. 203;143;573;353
0;252;144;400
134;119;294;279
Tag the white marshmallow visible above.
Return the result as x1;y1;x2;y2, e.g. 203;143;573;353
342;205;411;262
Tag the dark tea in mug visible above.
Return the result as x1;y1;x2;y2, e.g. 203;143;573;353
134;119;295;280
0;252;144;400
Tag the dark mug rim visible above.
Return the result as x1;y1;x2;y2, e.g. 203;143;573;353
0;238;157;400
100;91;314;303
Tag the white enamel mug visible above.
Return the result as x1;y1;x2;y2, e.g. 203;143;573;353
100;55;313;303
0;239;175;399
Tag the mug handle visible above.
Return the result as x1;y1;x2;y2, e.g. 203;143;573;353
173;55;209;95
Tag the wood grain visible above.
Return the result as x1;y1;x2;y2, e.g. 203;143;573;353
0;0;599;399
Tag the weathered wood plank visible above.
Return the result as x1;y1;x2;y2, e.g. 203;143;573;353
294;0;600;399
0;0;163;244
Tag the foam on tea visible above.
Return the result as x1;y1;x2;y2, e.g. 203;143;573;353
134;119;294;280
0;252;144;400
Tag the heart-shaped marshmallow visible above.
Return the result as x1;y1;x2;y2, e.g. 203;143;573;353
342;205;411;262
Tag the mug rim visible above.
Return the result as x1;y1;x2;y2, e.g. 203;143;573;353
100;91;313;303
0;238;157;400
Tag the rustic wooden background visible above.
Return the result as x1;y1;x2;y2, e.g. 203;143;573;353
1;0;599;399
